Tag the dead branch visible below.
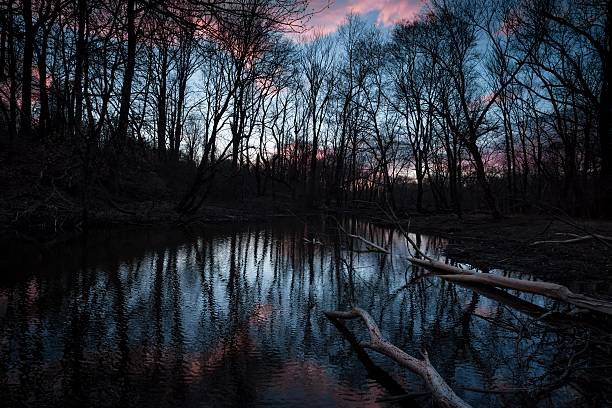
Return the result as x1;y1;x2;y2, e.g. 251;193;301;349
345;232;390;253
533;208;612;249
376;391;430;402
409;258;612;316
107;198;137;215
376;202;431;259
302;237;322;245
331;216;390;253
459;386;529;394
324;307;472;408
530;234;612;245
326;313;414;403
448;276;607;331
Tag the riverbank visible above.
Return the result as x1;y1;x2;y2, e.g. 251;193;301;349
403;214;612;293
2;190;611;293
0;196;308;242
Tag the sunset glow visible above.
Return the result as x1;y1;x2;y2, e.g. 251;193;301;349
308;0;424;34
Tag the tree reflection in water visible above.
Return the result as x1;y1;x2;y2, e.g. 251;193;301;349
1;218;610;407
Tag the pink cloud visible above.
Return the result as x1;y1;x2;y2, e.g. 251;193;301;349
307;0;424;34
375;0;424;25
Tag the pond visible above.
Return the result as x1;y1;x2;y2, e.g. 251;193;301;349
0;217;610;407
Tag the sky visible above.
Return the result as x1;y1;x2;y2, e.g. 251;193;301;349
306;0;426;35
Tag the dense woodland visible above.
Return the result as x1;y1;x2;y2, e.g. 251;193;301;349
1;0;611;228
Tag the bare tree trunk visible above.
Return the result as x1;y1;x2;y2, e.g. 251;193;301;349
308;103;318;206
467;141;500;218
0;16;5;79
416;165;424;213
73;0;87;134
116;0;136;146
20;0;34;138
7;0;17;153
599;1;612;216
38;26;51;138
173;75;187;159
157;46;168;159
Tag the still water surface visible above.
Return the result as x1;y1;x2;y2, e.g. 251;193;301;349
1;218;609;407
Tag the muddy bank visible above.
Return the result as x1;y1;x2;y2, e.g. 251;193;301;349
0;197;310;243
403;214;612;294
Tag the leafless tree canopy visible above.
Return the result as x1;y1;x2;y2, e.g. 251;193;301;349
1;0;611;222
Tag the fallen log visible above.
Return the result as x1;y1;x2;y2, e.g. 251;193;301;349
447;277;608;331
325;314;414;403
408;257;612;316
324;307;472;408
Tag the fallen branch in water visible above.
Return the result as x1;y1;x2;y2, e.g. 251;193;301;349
446;276;607;331
530;233;612;245
331;216;390;253
326;313;414;403
409;257;612;316
324;307;472;408
345;232;390;253
375;202;433;260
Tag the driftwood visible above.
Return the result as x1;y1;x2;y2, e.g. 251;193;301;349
325;307;472;408
325;314;416;405
409;257;612;316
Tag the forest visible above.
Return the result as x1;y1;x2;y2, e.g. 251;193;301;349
0;0;611;233
2;1;612;407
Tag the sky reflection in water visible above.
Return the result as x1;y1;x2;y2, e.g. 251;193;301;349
0;218;608;407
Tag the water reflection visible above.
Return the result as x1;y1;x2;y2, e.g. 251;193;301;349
0;219;610;407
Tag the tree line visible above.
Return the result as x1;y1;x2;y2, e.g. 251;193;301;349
1;0;611;220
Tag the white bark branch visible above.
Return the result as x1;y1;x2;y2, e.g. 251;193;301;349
345;232;390;253
409;257;612;316
325;307;472;408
